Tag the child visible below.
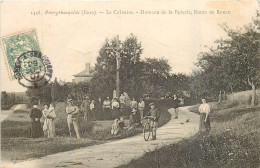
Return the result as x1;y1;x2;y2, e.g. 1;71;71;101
111;118;120;135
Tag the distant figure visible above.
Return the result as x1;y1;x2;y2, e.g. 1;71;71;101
96;97;103;120
130;98;138;110
90;100;95;121
173;94;180;119
111;98;120;119
111;118;120;135
146;102;161;140
138;98;145;120
198;98;211;132
103;97;111;120
66;99;80;139
119;94;125;105
42;103;56;138
123;92;131;107
129;108;138;129
30;104;43;138
81;96;90;120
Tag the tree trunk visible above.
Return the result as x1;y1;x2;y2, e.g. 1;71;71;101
251;81;256;106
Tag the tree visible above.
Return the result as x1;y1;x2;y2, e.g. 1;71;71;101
140;58;171;98
194;19;260;105
91;34;143;99
51;77;60;103
220;23;260;106
1;91;9;107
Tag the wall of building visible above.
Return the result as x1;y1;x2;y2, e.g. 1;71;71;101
74;77;92;83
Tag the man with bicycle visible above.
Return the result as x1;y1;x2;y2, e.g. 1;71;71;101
145;102;161;140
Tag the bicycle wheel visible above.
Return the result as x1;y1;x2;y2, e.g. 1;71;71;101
143;122;151;141
151;122;154;138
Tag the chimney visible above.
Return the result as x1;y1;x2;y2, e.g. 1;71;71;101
86;63;90;75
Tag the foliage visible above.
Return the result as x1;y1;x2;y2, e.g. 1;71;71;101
1;91;15;110
51;77;60;103
91;34;190;99
26;84;52;106
192;14;260;105
119;102;260;168
91;34;143;99
26;80;91;107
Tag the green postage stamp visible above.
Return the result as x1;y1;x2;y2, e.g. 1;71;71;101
1;29;52;88
1;29;41;80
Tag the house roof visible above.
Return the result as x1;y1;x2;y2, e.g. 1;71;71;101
73;69;94;77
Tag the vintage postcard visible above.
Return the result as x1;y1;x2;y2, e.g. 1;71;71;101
1;1;260;168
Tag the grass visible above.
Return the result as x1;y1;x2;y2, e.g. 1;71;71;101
226;89;260;105
118;101;260;168
1;137;103;162
1;100;171;161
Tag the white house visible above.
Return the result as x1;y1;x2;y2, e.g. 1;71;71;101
73;63;94;83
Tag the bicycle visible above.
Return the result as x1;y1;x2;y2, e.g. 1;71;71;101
142;116;156;141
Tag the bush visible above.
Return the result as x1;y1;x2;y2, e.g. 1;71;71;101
119;102;260;168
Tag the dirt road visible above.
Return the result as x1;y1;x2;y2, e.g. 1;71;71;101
2;106;199;168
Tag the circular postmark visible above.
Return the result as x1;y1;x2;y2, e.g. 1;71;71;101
14;51;53;89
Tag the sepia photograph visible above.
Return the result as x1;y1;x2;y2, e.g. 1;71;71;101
0;0;260;167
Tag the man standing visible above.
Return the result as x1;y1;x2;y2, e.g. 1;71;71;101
30;103;43;138
146;102;160;140
173;94;180;119
66;99;80;139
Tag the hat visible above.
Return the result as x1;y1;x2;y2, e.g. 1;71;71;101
149;102;155;106
67;99;73;103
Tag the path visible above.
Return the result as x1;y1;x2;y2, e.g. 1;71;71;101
2;106;199;168
0;104;26;123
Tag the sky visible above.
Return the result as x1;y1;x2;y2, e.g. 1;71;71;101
1;0;259;92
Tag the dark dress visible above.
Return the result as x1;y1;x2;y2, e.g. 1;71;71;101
199;113;210;132
129;113;138;127
96;100;103;120
30;108;43;138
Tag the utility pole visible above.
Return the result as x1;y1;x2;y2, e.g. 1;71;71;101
105;35;121;98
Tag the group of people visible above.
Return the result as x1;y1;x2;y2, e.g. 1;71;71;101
110;101;160;140
80;94;147;122
30;103;56;138
29;92;211;140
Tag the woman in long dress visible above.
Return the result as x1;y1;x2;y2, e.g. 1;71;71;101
43;103;56;138
111;98;120;119
30;104;43;138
